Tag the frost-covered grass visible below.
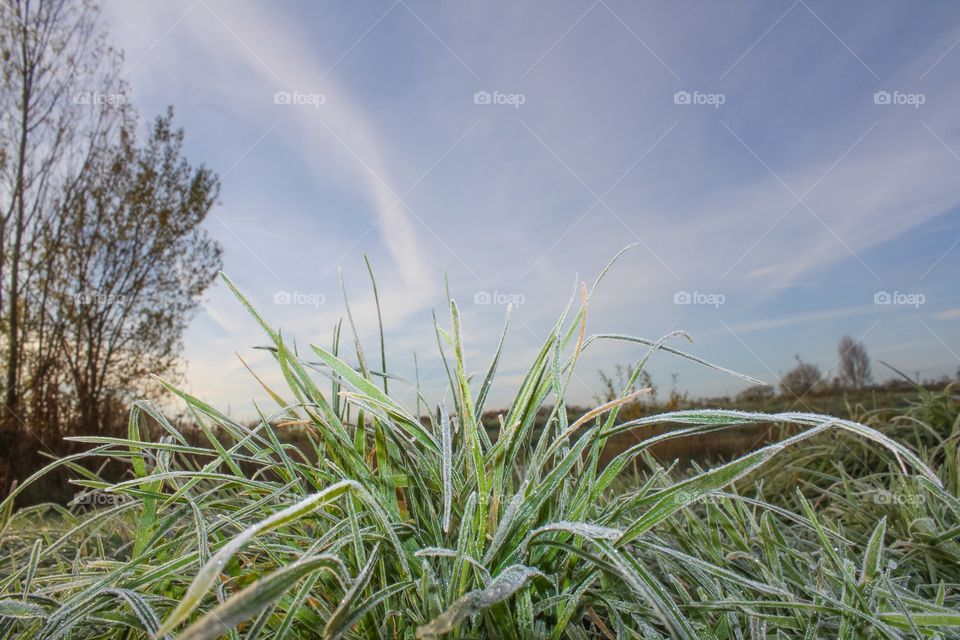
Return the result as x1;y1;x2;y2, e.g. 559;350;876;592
0;257;958;639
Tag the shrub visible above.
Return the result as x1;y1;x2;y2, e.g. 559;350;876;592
735;383;775;404
780;356;826;398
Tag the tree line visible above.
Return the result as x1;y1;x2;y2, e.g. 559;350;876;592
1;0;221;500
775;335;874;399
737;335;941;403
599;334;948;409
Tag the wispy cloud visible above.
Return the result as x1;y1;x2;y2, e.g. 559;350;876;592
101;0;960;413
934;308;960;321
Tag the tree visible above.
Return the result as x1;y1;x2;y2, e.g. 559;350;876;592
780;356;825;398
1;0;116;443
0;1;221;498
835;335;872;389
54;109;221;436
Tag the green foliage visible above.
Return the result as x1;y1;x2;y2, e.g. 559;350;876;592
0;263;957;639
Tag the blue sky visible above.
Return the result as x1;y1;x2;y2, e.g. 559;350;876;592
101;0;960;416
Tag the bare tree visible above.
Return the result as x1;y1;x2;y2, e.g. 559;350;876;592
0;1;221;498
1;0;118;442
835;335;872;390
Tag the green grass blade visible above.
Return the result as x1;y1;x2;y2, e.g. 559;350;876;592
416;565;547;639
154;481;355;636
178;556;342;640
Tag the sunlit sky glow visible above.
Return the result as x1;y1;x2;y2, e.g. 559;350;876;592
101;0;960;417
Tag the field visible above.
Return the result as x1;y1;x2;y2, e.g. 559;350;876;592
0;272;958;639
480;387;929;468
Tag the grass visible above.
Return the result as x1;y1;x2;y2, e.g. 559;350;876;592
0;256;958;639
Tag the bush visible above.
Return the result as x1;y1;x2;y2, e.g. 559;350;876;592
735;383;775;404
781;356;826;398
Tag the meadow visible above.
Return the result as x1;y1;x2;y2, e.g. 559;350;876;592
0;262;957;639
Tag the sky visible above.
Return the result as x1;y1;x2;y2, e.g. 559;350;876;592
99;0;960;417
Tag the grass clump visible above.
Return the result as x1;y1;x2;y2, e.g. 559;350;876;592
0;257;958;639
